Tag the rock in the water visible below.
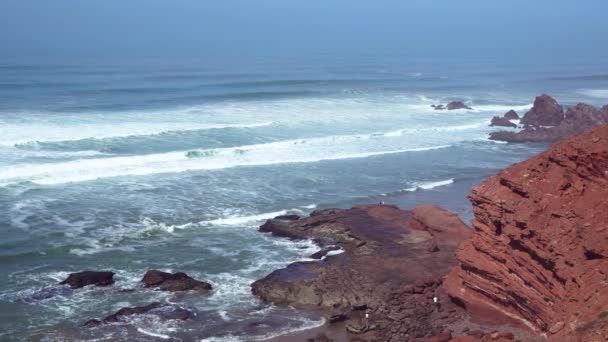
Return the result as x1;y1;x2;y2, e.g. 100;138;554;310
446;101;472;110
20;286;73;303
252;204;472;340
59;271;115;289
444;125;608;340
503;110;519;120
490;97;608;143
490;116;516;127
84;302;191;327
431;104;446;110
309;246;340;259
520;94;564;127
142;270;212;292
273;214;301;221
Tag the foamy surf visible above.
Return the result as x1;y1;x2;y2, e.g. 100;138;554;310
381;178;455;196
0;129;454;185
406;178;454;191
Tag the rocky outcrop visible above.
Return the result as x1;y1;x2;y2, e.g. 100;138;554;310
84;302;191;327
432;101;472;111
253;204;475;341
490;97;608;142
142;270;212;292
444;125;608;340
447;101;472;110
503;110;519;120
490;110;520;127
60;271;115;289
490;116;516;128
519;94;564;127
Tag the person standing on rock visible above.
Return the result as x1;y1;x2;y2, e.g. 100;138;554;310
433;296;442;312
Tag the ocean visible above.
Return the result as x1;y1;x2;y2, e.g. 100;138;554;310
1;59;607;341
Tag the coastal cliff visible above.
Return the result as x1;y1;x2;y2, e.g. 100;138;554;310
444;125;608;341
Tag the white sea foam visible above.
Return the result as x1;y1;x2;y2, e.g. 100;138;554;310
403;178;454;192
0;130;453;185
577;88;608;99
136;328;171;340
201;210;290;227
469;103;532;113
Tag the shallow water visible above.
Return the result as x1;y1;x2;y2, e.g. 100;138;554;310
0;60;605;340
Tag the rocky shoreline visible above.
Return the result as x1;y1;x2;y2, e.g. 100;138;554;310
26;98;608;341
253;124;608;341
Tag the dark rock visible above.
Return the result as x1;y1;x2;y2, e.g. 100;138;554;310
103;302;164;323
85;302;191;327
310;246;340;259
252;204;472;341
60;271;115;289
432;104;446;110
446;101;472;110
503;110;520;120
142;270;212;292
520;94;564;127
83;319;102;328
20;286;73;303
273;214;300;221
327;312;348;323
490;116;516;128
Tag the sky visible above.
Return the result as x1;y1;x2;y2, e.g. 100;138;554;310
1;0;608;65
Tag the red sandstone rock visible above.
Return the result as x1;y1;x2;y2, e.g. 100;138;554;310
444;125;608;341
520;94;564;127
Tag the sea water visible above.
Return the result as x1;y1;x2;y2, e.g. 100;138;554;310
1;60;606;340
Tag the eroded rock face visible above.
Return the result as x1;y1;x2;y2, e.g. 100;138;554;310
253;204;472;341
519;94;564;127
444;125;608;340
142;270;212;292
60;271;115;289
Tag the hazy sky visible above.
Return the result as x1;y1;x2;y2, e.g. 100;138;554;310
1;0;607;64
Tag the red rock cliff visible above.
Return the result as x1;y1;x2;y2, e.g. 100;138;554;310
444;125;608;341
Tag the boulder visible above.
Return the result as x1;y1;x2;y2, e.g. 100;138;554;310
444;125;608;340
142;270;212;292
489;116;516;128
59;271;115;289
503;110;519;120
520;94;564;127
84;302;191;327
446;101;472;110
